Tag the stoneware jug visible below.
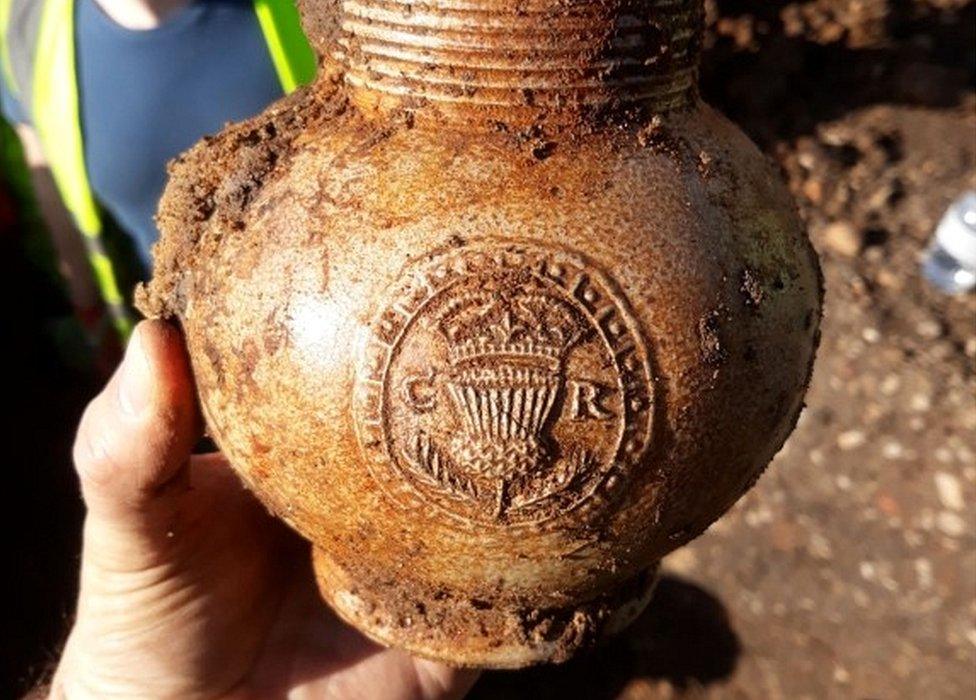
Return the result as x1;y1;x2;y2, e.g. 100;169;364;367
138;0;823;668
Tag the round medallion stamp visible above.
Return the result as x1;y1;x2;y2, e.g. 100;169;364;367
353;240;654;527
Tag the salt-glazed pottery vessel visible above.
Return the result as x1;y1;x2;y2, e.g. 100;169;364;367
138;0;822;668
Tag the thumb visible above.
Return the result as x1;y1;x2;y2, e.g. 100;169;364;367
72;320;200;557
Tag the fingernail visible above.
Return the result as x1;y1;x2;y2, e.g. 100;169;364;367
118;326;153;416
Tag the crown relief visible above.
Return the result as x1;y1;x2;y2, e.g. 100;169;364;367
438;291;586;370
354;242;654;527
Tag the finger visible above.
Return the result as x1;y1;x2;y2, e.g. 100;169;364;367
413;660;481;700
73;320;200;524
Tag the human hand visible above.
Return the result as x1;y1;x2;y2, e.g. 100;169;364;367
51;320;480;699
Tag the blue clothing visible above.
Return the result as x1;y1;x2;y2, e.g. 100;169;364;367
0;0;284;268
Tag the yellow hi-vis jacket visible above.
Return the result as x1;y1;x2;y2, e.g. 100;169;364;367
0;0;315;338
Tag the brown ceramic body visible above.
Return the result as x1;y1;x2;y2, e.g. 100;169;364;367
139;0;822;668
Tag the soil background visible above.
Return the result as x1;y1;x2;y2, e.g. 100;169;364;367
2;0;974;698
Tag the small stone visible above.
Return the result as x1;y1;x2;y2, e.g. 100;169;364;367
803;178;824;204
862;327;881;343
744;506;774;527
880;374;901;395
934;472;965;511
838;430;866;450
910;394;932;412
914;558;933;589
822;221;860;257
915;319;942;340
833;665;852;684
904;530;924;547
809;532;833;559
876;268;901;289
864;246;884;263
882;441;903;460
859;561;876;580
936;511;966;537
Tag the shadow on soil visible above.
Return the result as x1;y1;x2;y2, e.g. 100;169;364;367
702;0;976;147
470;575;741;699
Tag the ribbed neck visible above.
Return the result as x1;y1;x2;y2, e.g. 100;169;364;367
333;0;703;128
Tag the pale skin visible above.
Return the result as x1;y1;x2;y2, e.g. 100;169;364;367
25;2;479;697
50;319;481;698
